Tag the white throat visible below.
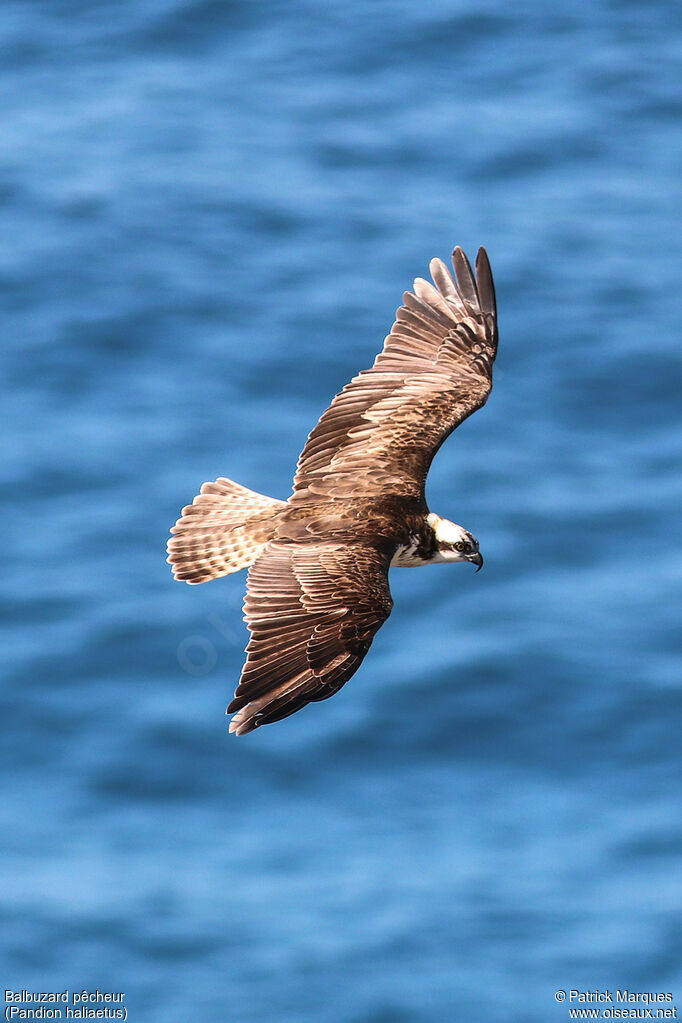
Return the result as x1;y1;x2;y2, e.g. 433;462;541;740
390;534;429;568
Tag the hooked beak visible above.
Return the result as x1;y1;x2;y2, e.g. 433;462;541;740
468;551;484;572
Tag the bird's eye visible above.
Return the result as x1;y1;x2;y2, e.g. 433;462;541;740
454;541;468;552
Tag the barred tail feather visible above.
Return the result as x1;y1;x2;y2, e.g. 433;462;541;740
167;477;286;584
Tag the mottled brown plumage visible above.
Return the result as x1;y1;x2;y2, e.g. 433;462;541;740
227;541;394;735
291;247;496;503
168;247;498;734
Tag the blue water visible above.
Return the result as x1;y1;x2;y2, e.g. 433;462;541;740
2;2;681;1020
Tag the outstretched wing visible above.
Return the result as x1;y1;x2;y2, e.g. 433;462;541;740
291;247;497;504
227;540;393;735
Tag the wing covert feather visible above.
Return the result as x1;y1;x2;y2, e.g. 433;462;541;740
227;541;393;734
291;247;497;503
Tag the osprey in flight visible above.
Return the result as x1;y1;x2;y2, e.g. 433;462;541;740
168;246;498;735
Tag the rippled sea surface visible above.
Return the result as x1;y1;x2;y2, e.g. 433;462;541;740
2;2;681;1020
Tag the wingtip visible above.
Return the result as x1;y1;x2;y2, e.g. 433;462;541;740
474;246;497;321
451;244;473;271
227;706;255;736
451;246;479;309
428;255;448;275
448;245;496;319
451;244;490;267
475;246;490;274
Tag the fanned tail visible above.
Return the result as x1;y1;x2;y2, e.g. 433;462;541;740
167;477;286;584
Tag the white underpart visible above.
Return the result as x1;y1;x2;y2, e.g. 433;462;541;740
390;535;428;568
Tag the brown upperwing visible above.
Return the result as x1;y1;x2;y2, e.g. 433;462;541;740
227;539;394;734
290;247;497;503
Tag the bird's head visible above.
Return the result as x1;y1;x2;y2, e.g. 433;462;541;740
426;513;483;571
